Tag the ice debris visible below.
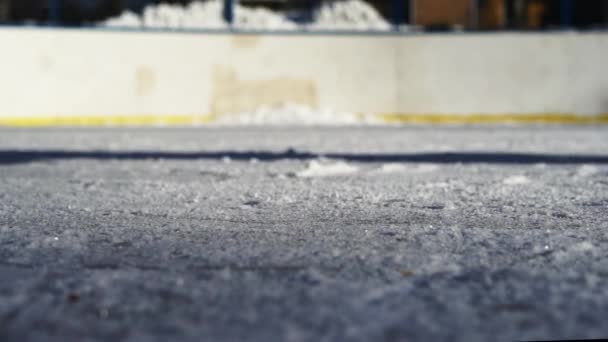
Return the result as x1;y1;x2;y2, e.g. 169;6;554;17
297;160;359;177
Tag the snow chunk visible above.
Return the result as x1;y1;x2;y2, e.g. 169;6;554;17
502;175;530;185
379;163;408;173
554;241;596;263
570;241;595;252
575;165;600;177
297;160;359;177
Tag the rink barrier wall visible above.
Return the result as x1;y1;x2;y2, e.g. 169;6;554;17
1;27;607;126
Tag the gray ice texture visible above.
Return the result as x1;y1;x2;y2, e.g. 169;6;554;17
0;126;607;341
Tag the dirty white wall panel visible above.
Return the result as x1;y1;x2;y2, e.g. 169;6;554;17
395;33;608;115
0;28;607;118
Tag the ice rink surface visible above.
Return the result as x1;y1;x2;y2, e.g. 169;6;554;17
1;126;608;341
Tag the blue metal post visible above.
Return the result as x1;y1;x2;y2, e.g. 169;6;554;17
392;0;406;30
223;0;234;25
560;0;573;28
49;0;61;25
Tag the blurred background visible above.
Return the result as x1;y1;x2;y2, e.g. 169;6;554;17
0;0;607;127
0;0;607;31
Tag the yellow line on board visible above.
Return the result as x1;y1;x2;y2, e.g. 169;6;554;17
376;113;608;125
1;113;608;127
0;114;215;127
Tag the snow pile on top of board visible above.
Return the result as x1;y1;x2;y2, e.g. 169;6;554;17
211;104;379;125
100;0;395;31
143;2;227;30
101;1;293;30
308;0;391;31
102;11;142;28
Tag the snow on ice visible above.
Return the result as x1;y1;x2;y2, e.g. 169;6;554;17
212;104;379;126
502;175;531;185
297;159;359;177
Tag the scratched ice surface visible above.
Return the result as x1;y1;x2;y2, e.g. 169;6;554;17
1;126;607;341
